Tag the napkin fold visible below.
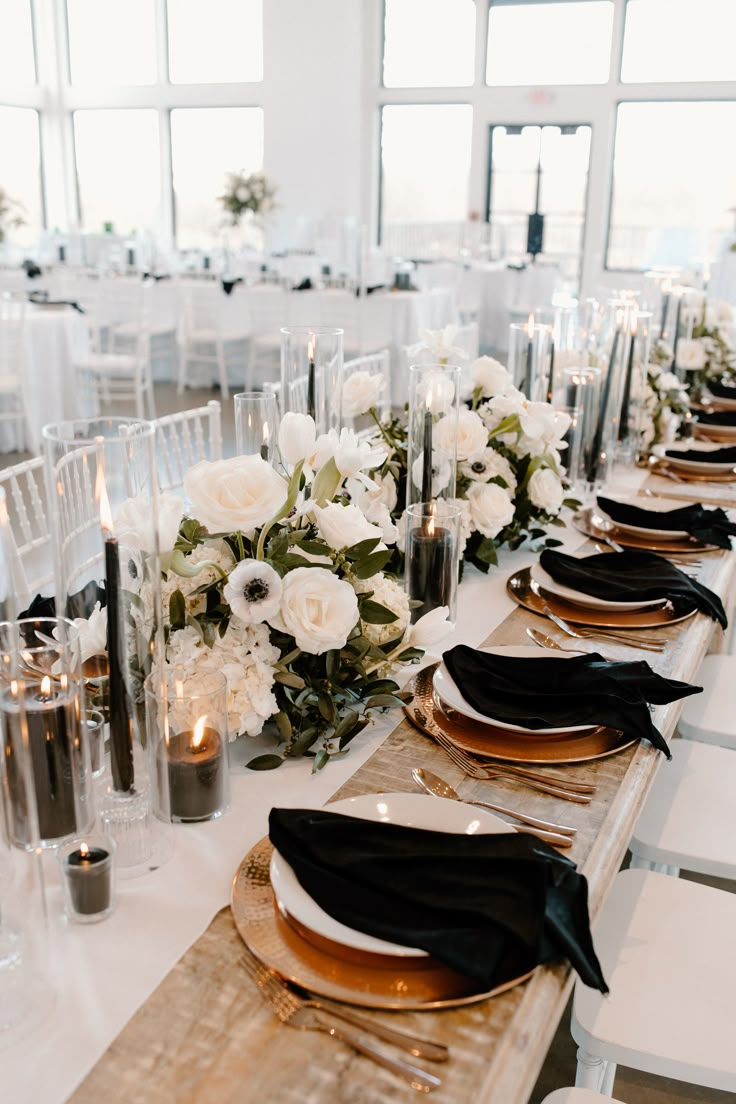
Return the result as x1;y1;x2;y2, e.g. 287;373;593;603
540;548;727;629
694;410;736;427
664;445;736;465
269;807;608;993
705;380;736;399
443;642;701;758
598;495;736;550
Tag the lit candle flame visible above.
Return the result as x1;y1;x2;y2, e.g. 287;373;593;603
41;675;51;697
527;312;535;338
192;716;207;750
262;420;269;442
425;389;433;412
307;334;316;362
80;842;89;858
630;317;638;338
95;464;113;535
427;513;435;537
10;679;18;699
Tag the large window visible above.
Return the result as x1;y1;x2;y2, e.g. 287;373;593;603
1;0;36;84
66;0;157;85
74;110;161;234
607;101;736;271
486;1;614;86
383;0;476;87
0;107;43;242
621;0;736;84
171;108;264;248
380;105;473;254
167;0;263;84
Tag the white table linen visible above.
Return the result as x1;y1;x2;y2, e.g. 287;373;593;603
4;512;599;1104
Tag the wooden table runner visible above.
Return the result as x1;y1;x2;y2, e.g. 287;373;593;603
70;545;736;1104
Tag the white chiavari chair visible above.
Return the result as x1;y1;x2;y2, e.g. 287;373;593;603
178;284;248;400
0;455;52;612
0;295;29;450
152;401;223;494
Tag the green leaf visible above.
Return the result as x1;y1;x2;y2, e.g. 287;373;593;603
325;649;340;681
199;618;215;648
275;711;292;742
343;537;381;561
363;678;401;695
338;713;370;750
289;726;320;756
364;693;406;710
359;599;399;625
312;748;330;773
333;708;359;741
318;692;336;724
397;647;423;662
246;754;284;771
351;549;392;579
274;671;306;690
310;456;342;507
169;589;186;631
475;537;499;566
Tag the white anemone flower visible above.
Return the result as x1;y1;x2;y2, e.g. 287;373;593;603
223;560;283;624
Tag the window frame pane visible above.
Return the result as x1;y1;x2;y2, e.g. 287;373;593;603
166;0;264;85
73;108;162;234
486;0;614;87
0;107;44;241
621;0;736;85
382;0;476;88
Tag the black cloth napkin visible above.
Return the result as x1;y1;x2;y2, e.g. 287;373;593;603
355;284;387;297
221;277;243;295
540;547;727;630
664;445;736;465
706;380;736;399
269;807;608;993
598;495;736;550
31;297;84;314
694;410;736;427
444;641;701;759
292;277;313;291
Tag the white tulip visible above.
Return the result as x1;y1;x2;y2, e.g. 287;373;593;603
311;502;385;551
278;412;317;468
408;606;452;647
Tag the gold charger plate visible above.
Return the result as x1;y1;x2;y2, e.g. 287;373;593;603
573;506;716;555
508;565;697;630
650;460;736;484
231;835;533;1010
405;665;635;765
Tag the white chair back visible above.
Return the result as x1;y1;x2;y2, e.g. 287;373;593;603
153;401;223;493
0;455;52;609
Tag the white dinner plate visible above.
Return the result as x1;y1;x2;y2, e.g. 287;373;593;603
653;442;736;475
704;390;736;411
433;644;593;735
530;561;666;613
594;500;689;541
694;420;736;440
270;793;510;959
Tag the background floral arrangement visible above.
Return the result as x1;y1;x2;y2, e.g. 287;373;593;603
346;329;575;574
0;187;25;243
219;170;277;227
641;339;691;448
675;298;736;402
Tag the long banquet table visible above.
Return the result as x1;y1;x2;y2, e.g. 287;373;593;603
5;473;736;1104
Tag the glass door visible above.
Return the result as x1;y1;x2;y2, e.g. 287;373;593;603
485;124;592;291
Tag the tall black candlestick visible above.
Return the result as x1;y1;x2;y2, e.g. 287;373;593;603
546;335;556;405
421;410;433;504
659;293;670;340
105;536;134;793
671;299;682;370
586;327;620;483
307;359;316;420
619;328;636;441
524;336;533;397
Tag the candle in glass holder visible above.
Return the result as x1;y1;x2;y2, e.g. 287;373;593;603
307;333;316;420
407;510;453;622
167;716;226;822
63;842;113;918
421;391;433;504
546;325;556;404
524;312;534;396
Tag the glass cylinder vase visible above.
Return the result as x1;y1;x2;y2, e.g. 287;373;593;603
280;326;344;433
508;316;550;400
42;418;166;871
406;364;461;510
234;391;280;463
585;301;635;491
617;310;653;463
405;501;461;625
0;617;94;849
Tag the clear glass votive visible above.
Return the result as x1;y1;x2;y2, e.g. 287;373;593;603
280;326;344;433
234;391;280;462
57;834;116;923
508;317;550;400
406;501;461;624
147;669;230;824
406;364;461;510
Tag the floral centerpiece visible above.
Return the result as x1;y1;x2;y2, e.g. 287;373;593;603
219;171;277;227
675;299;736;402
345;328;575;573
64;421;447;773
640;339;691;449
0;187;25;243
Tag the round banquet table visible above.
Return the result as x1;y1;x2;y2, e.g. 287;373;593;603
0;305;94;454
5;463;736;1104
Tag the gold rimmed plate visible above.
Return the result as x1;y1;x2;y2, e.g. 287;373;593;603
508;565;697;629
573;506;717;554
405;665;636;765
231;835;533;1009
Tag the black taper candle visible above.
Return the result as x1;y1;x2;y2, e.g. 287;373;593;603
586;326;620;483
524;336;533;397
618;324;636;441
421;409;433;504
105;536;134;793
659;292;669;340
407;523;453;622
671;298;682;370
307;359;316;420
546;334;556;405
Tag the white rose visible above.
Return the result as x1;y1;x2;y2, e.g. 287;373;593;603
341;371;385;417
657;371;680;393
466;482;515;539
115;491;183;552
184;456;286;535
472;356;512;398
312;502;385;551
480;388;525;431
528;467;564;515
278;412;317;468
433;409;487;462
675;338;706;370
272;567;359;654
460;448;517;491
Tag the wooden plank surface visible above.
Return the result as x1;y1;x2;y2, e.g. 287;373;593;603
70;542;736;1104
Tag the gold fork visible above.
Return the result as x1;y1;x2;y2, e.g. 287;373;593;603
434;732;593;804
240;953;442;1093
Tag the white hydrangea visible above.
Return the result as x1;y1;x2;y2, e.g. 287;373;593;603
352;572;410;646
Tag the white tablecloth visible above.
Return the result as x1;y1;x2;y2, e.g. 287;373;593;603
1;306;93;454
3;503;613;1104
472;263;560;354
